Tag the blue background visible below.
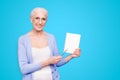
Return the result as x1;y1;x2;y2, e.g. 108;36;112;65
0;0;120;80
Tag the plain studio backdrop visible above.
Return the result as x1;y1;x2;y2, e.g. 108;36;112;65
0;0;120;80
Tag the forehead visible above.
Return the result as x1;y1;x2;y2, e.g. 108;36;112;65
34;12;47;18
31;8;48;18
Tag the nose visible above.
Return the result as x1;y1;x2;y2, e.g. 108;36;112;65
39;19;42;24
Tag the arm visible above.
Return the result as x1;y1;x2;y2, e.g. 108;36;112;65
51;36;81;67
65;48;81;62
18;36;63;74
41;56;62;67
18;37;42;75
52;36;67;67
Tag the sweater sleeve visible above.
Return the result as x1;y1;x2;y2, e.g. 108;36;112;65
18;36;42;75
52;36;68;67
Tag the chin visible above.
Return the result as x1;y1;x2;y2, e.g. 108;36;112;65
36;29;43;32
33;25;44;31
35;26;43;30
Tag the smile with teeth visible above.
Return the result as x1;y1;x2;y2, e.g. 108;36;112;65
36;24;43;28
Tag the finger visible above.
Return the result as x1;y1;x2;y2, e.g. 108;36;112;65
76;48;80;51
58;56;62;58
55;60;61;63
57;56;62;59
74;51;80;55
56;58;62;61
75;48;80;50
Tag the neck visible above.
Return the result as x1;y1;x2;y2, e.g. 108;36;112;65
31;29;45;37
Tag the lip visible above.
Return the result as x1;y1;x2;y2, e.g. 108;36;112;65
34;23;44;29
37;26;43;29
36;25;43;28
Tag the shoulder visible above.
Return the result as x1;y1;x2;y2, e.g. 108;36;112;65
46;32;56;40
18;33;28;42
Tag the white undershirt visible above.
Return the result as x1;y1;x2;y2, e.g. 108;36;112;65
32;46;52;80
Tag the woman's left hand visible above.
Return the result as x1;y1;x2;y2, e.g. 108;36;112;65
70;48;81;58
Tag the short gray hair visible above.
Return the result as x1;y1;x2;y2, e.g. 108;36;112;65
30;7;48;18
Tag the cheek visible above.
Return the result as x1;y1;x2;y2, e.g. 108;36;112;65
43;21;47;24
32;20;37;25
31;19;35;23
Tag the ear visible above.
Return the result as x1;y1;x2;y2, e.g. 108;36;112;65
46;16;48;22
30;16;33;23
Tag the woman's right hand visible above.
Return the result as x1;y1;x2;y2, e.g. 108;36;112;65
48;56;62;64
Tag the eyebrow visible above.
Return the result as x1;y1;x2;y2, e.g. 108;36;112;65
35;16;46;18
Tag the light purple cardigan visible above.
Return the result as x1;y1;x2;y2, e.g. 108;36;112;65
18;33;67;80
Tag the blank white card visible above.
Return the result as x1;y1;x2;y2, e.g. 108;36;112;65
64;33;81;53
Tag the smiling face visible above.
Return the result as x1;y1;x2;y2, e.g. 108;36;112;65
30;8;48;31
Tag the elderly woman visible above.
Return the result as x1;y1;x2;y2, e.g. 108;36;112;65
18;7;80;80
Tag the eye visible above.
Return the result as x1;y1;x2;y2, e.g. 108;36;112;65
35;17;40;20
42;18;46;20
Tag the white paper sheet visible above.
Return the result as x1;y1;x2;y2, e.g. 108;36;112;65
64;33;81;53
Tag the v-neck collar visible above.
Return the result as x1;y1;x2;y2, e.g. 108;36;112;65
26;32;53;63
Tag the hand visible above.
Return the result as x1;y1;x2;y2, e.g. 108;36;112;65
70;48;81;58
48;56;62;64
